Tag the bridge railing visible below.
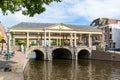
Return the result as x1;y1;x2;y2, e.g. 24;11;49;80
27;45;92;49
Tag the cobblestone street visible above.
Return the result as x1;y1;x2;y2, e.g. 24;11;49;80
0;46;26;80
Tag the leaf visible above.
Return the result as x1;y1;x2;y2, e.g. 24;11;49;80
0;0;61;16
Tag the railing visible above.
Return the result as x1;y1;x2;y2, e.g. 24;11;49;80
28;45;91;49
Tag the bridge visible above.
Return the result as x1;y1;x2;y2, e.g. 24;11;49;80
9;22;103;61
26;46;92;60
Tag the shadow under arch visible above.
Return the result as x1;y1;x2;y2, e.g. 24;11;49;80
78;49;90;59
33;49;44;60
52;48;72;60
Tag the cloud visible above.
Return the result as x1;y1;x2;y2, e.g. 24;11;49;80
69;0;120;20
0;0;120;28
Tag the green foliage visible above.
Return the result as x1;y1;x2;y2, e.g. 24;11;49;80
101;18;108;20
22;39;27;46
30;41;37;46
0;0;61;16
15;39;26;46
0;34;2;41
96;45;104;51
31;41;34;45
15;39;19;45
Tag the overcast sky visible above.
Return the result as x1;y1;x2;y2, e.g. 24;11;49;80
0;0;120;28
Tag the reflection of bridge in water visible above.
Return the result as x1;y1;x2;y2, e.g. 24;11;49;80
26;46;92;60
24;60;93;80
24;59;120;80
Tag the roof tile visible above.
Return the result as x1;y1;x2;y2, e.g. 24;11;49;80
10;22;101;31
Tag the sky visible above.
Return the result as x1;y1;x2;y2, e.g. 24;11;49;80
0;0;120;29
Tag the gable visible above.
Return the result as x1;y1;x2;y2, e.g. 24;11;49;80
46;24;73;30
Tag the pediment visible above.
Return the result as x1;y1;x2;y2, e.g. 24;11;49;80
46;24;73;30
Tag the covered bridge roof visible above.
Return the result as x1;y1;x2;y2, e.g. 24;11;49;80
10;22;101;31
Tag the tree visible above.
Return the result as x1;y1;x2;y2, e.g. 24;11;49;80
0;34;2;41
0;0;61;16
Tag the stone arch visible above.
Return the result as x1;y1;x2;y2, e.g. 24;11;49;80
26;48;45;60
52;48;72;60
33;49;44;60
77;49;90;59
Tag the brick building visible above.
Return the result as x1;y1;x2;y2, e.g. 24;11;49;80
90;18;120;49
0;22;6;40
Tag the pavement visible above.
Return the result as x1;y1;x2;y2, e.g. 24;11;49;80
0;48;26;80
0;72;24;80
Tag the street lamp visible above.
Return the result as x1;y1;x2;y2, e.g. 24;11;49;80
6;32;11;60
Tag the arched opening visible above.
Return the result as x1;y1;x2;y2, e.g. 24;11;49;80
52;48;72;60
78;49;90;59
33;50;44;60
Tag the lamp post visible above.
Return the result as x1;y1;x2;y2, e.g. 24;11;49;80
6;32;10;60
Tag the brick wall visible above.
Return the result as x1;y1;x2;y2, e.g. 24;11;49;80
91;50;120;61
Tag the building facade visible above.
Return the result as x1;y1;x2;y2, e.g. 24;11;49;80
91;18;120;49
0;22;6;40
9;22;104;49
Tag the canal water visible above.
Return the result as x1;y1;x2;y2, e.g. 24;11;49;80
24;60;120;80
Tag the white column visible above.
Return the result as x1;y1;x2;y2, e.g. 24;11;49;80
44;31;46;46
41;33;42;46
59;33;61;46
88;34;92;47
101;34;104;47
80;34;82;41
57;38;58;46
9;33;12;52
27;32;29;48
70;33;73;47
12;35;15;46
48;32;51;46
37;32;39;46
59;38;61;46
12;37;15;46
74;33;77;47
13;38;15;46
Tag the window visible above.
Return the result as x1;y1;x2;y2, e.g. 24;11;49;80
109;34;112;39
118;21;120;24
109;28;112;32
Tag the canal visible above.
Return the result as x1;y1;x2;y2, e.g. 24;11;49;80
24;59;120;80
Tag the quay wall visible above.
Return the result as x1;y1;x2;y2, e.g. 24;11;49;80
91;50;120;61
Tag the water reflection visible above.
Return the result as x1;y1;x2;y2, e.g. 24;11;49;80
24;60;120;80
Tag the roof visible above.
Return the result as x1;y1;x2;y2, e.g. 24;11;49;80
11;22;57;29
10;22;101;31
68;24;100;31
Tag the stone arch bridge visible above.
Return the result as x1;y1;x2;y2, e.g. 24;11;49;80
26;46;92;60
